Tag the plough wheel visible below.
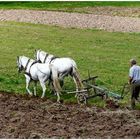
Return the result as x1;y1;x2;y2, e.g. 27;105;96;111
77;93;88;104
103;93;108;100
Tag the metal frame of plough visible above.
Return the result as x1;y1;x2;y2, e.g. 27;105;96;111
67;75;130;104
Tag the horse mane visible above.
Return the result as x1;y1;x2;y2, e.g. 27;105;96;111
40;50;49;56
21;56;34;62
39;50;55;59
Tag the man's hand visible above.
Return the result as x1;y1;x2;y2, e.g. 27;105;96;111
129;76;133;85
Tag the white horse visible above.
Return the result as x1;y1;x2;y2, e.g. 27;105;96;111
16;56;61;102
35;49;84;94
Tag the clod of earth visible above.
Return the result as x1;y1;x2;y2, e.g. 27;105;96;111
0;92;140;138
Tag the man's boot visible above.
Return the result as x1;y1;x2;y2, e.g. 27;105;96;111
131;97;136;109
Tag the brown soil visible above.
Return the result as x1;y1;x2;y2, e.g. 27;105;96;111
72;7;140;18
0;92;140;138
0;9;140;32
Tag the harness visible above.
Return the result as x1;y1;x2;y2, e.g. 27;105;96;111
43;53;49;63
49;56;59;63
24;59;31;71
43;53;59;64
24;60;38;80
38;53;59;81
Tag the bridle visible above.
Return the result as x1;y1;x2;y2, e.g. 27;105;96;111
18;57;31;73
18;56;38;80
18;56;24;73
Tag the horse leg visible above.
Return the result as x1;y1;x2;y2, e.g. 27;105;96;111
56;91;60;103
34;81;37;96
25;77;33;96
59;74;66;88
48;78;61;97
60;79;64;87
52;79;61;102
51;66;62;102
40;81;46;98
72;75;79;97
49;80;57;95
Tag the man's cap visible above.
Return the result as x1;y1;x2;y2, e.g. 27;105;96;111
130;59;137;65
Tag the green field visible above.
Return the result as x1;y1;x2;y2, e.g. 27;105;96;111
0;21;140;106
0;1;139;10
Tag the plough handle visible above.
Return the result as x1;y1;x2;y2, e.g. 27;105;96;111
121;83;130;98
84;83;106;92
67;89;87;94
82;76;98;83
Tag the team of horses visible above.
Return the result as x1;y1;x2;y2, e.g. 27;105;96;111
17;50;84;102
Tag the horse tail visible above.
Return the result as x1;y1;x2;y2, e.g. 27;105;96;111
72;64;84;90
50;65;62;92
71;59;77;68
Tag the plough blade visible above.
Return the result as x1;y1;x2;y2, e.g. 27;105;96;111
107;91;123;100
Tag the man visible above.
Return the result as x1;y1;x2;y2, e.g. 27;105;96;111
129;59;140;109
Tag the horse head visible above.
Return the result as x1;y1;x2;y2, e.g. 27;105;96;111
17;56;24;73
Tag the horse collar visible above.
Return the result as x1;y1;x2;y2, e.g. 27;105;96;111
49;56;59;63
43;54;49;63
24;61;38;80
25;59;31;70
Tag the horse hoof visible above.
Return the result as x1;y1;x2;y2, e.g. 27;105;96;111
29;94;33;97
57;100;61;103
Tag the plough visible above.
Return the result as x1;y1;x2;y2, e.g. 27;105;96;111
66;74;130;104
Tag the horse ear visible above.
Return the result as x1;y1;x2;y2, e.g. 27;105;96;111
35;49;41;52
